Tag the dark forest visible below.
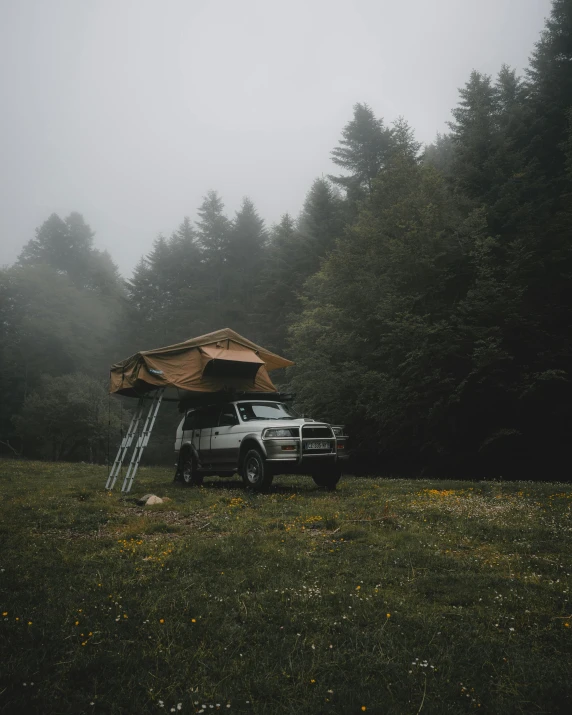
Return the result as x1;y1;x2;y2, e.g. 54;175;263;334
2;0;572;479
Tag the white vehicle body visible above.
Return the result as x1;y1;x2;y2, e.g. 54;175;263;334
174;400;347;490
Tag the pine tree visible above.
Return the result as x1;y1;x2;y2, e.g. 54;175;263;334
256;214;309;354
449;67;531;235
19;213;92;286
526;0;572;190
329;103;393;203
127;236;170;335
226;197;268;337
448;71;499;203
495;64;525;117
18;212;121;294
195;191;231;268
126;217;205;347
230;198;267;261
194;191;231;328
163;218;201;298
297;178;346;274
255;179;347;354
423;133;455;176
488;65;531;234
390;117;421;162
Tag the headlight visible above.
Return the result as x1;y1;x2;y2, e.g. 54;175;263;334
263;428;297;438
332;426;344;436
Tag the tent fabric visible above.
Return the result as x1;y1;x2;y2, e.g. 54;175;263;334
199;346;265;365
199;347;265;380
110;328;294;398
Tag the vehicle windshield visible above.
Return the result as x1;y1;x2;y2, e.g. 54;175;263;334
237;402;299;421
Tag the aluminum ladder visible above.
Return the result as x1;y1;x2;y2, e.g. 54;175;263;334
105;389;165;493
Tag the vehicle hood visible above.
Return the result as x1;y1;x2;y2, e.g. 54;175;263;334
243;418;330;430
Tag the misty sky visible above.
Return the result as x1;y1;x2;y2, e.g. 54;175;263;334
0;0;552;276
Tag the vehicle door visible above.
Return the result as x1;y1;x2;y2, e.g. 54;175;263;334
197;405;219;463
210;404;241;465
181;410;198;453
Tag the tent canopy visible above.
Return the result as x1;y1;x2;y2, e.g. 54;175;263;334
110;328;294;399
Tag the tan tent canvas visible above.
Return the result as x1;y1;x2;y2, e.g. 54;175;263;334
110;328;294;399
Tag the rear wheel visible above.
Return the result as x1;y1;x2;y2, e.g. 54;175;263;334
312;467;341;491
181;450;204;487
241;449;273;491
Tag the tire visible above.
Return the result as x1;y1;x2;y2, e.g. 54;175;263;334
180;450;204;487
312;468;341;491
241;449;273;491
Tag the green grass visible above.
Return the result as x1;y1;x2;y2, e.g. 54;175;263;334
1;461;571;715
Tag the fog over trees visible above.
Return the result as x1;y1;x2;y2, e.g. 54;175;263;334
1;0;571;478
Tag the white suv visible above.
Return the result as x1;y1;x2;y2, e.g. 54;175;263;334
174;400;347;491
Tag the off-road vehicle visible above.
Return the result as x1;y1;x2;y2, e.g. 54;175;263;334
174;399;347;490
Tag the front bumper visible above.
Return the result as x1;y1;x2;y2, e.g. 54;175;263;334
263;437;348;465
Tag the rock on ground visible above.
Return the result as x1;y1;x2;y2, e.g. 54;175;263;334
137;494;164;505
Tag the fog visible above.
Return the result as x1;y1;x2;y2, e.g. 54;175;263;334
0;0;551;275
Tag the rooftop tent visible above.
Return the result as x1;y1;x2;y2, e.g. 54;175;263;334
109;328;294;400
106;329;295;493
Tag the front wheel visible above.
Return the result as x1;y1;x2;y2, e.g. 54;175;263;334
312;467;341;491
180;451;204;487
241;449;273;491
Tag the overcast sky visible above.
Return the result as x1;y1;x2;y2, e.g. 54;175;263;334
0;0;552;276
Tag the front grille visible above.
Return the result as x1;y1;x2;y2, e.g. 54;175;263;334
302;425;335;454
302;426;333;439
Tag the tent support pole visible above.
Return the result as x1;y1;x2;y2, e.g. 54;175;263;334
121;389;165;494
105;397;145;490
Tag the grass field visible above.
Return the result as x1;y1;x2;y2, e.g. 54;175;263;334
1;460;571;715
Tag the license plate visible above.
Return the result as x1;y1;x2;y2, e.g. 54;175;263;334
305;441;330;450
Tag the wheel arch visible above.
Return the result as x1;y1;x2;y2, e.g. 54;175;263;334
179;440;199;463
238;435;266;467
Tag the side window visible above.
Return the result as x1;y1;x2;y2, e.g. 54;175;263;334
198;405;220;429
218;404;238;427
193;408;208;430
183;411;196;431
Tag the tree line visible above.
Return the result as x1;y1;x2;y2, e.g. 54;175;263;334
1;0;571;477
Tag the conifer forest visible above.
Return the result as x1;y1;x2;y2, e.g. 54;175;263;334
2;0;572;480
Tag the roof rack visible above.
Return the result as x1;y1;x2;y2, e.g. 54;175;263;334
177;391;295;412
